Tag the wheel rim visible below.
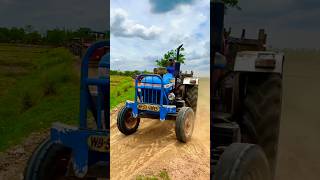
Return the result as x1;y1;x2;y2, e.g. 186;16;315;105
184;111;194;137
124;109;138;129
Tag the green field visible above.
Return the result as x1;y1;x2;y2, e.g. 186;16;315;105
0;44;80;151
110;75;134;108
0;44;133;151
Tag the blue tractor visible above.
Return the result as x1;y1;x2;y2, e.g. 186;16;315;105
211;1;284;180
117;44;199;142
24;41;110;179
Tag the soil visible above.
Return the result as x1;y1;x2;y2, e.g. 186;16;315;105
110;78;210;180
0;130;49;180
275;56;320;180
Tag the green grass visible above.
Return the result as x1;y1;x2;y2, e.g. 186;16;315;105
110;75;134;108
0;44;79;151
136;170;170;180
0;44;135;151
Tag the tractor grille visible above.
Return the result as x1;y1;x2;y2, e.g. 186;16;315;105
140;88;162;104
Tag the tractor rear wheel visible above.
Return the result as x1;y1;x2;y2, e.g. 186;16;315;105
185;85;198;113
24;138;96;180
242;73;282;177
214;143;271;180
117;106;140;135
175;107;195;143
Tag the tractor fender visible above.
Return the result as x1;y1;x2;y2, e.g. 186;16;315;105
183;77;199;85
234;51;284;74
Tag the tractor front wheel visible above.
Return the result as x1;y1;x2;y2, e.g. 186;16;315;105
175;107;195;143
117;106;140;135
24;138;96;180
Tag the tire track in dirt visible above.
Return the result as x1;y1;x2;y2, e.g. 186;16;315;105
110;78;210;180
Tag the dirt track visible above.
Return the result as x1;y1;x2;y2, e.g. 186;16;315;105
276;55;320;180
110;78;210;180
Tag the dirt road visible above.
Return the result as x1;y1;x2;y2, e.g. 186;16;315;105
276;54;320;180
110;78;210;180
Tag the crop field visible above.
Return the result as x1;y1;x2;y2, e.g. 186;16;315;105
0;44;80;151
0;44;134;152
110;75;134;109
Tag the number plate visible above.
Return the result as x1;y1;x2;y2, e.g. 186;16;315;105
88;135;109;152
138;104;160;112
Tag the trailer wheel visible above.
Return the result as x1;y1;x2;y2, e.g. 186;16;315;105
175;107;195;143
185;85;198;113
117;106;140;135
24;138;96;180
214;143;271;180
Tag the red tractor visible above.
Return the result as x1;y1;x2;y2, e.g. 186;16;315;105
69;31;108;67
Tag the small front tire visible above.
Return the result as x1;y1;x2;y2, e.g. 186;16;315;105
117;106;140;135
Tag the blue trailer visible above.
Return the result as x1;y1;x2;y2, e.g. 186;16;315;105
24;41;110;179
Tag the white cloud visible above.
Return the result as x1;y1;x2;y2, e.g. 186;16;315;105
111;8;162;40
111;0;210;77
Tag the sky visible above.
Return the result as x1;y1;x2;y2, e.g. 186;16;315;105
0;0;109;32
224;0;320;49
110;0;210;77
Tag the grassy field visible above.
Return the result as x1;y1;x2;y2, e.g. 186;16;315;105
0;44;80;151
110;75;134;108
0;44;134;151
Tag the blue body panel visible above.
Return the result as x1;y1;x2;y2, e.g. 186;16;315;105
127;73;176;121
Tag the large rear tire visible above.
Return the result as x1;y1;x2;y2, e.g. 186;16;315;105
214;143;271;180
185;85;198;113
24;138;96;180
117;106;140;135
175;107;195;143
242;73;282;177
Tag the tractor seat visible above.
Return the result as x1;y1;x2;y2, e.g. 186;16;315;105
154;67;167;75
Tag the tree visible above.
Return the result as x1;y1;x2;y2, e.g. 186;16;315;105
222;0;240;9
155;47;185;67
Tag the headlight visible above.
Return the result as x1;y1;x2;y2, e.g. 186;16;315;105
168;92;175;101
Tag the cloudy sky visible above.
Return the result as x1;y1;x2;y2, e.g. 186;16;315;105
0;0;108;32
110;0;210;77
225;0;320;49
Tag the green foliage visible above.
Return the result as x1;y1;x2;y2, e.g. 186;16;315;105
110;75;134;108
0;45;78;151
155;47;185;67
0;26;108;46
222;0;240;10
222;0;239;8
110;70;152;77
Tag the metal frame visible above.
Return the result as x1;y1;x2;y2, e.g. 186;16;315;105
50;40;110;178
126;74;176;121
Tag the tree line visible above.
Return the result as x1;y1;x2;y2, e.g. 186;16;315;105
0;25;107;46
110;70;152;77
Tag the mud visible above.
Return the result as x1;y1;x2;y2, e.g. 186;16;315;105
110;78;210;180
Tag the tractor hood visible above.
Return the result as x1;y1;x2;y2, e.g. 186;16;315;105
141;73;174;85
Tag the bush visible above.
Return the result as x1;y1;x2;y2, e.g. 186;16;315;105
21;92;33;112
